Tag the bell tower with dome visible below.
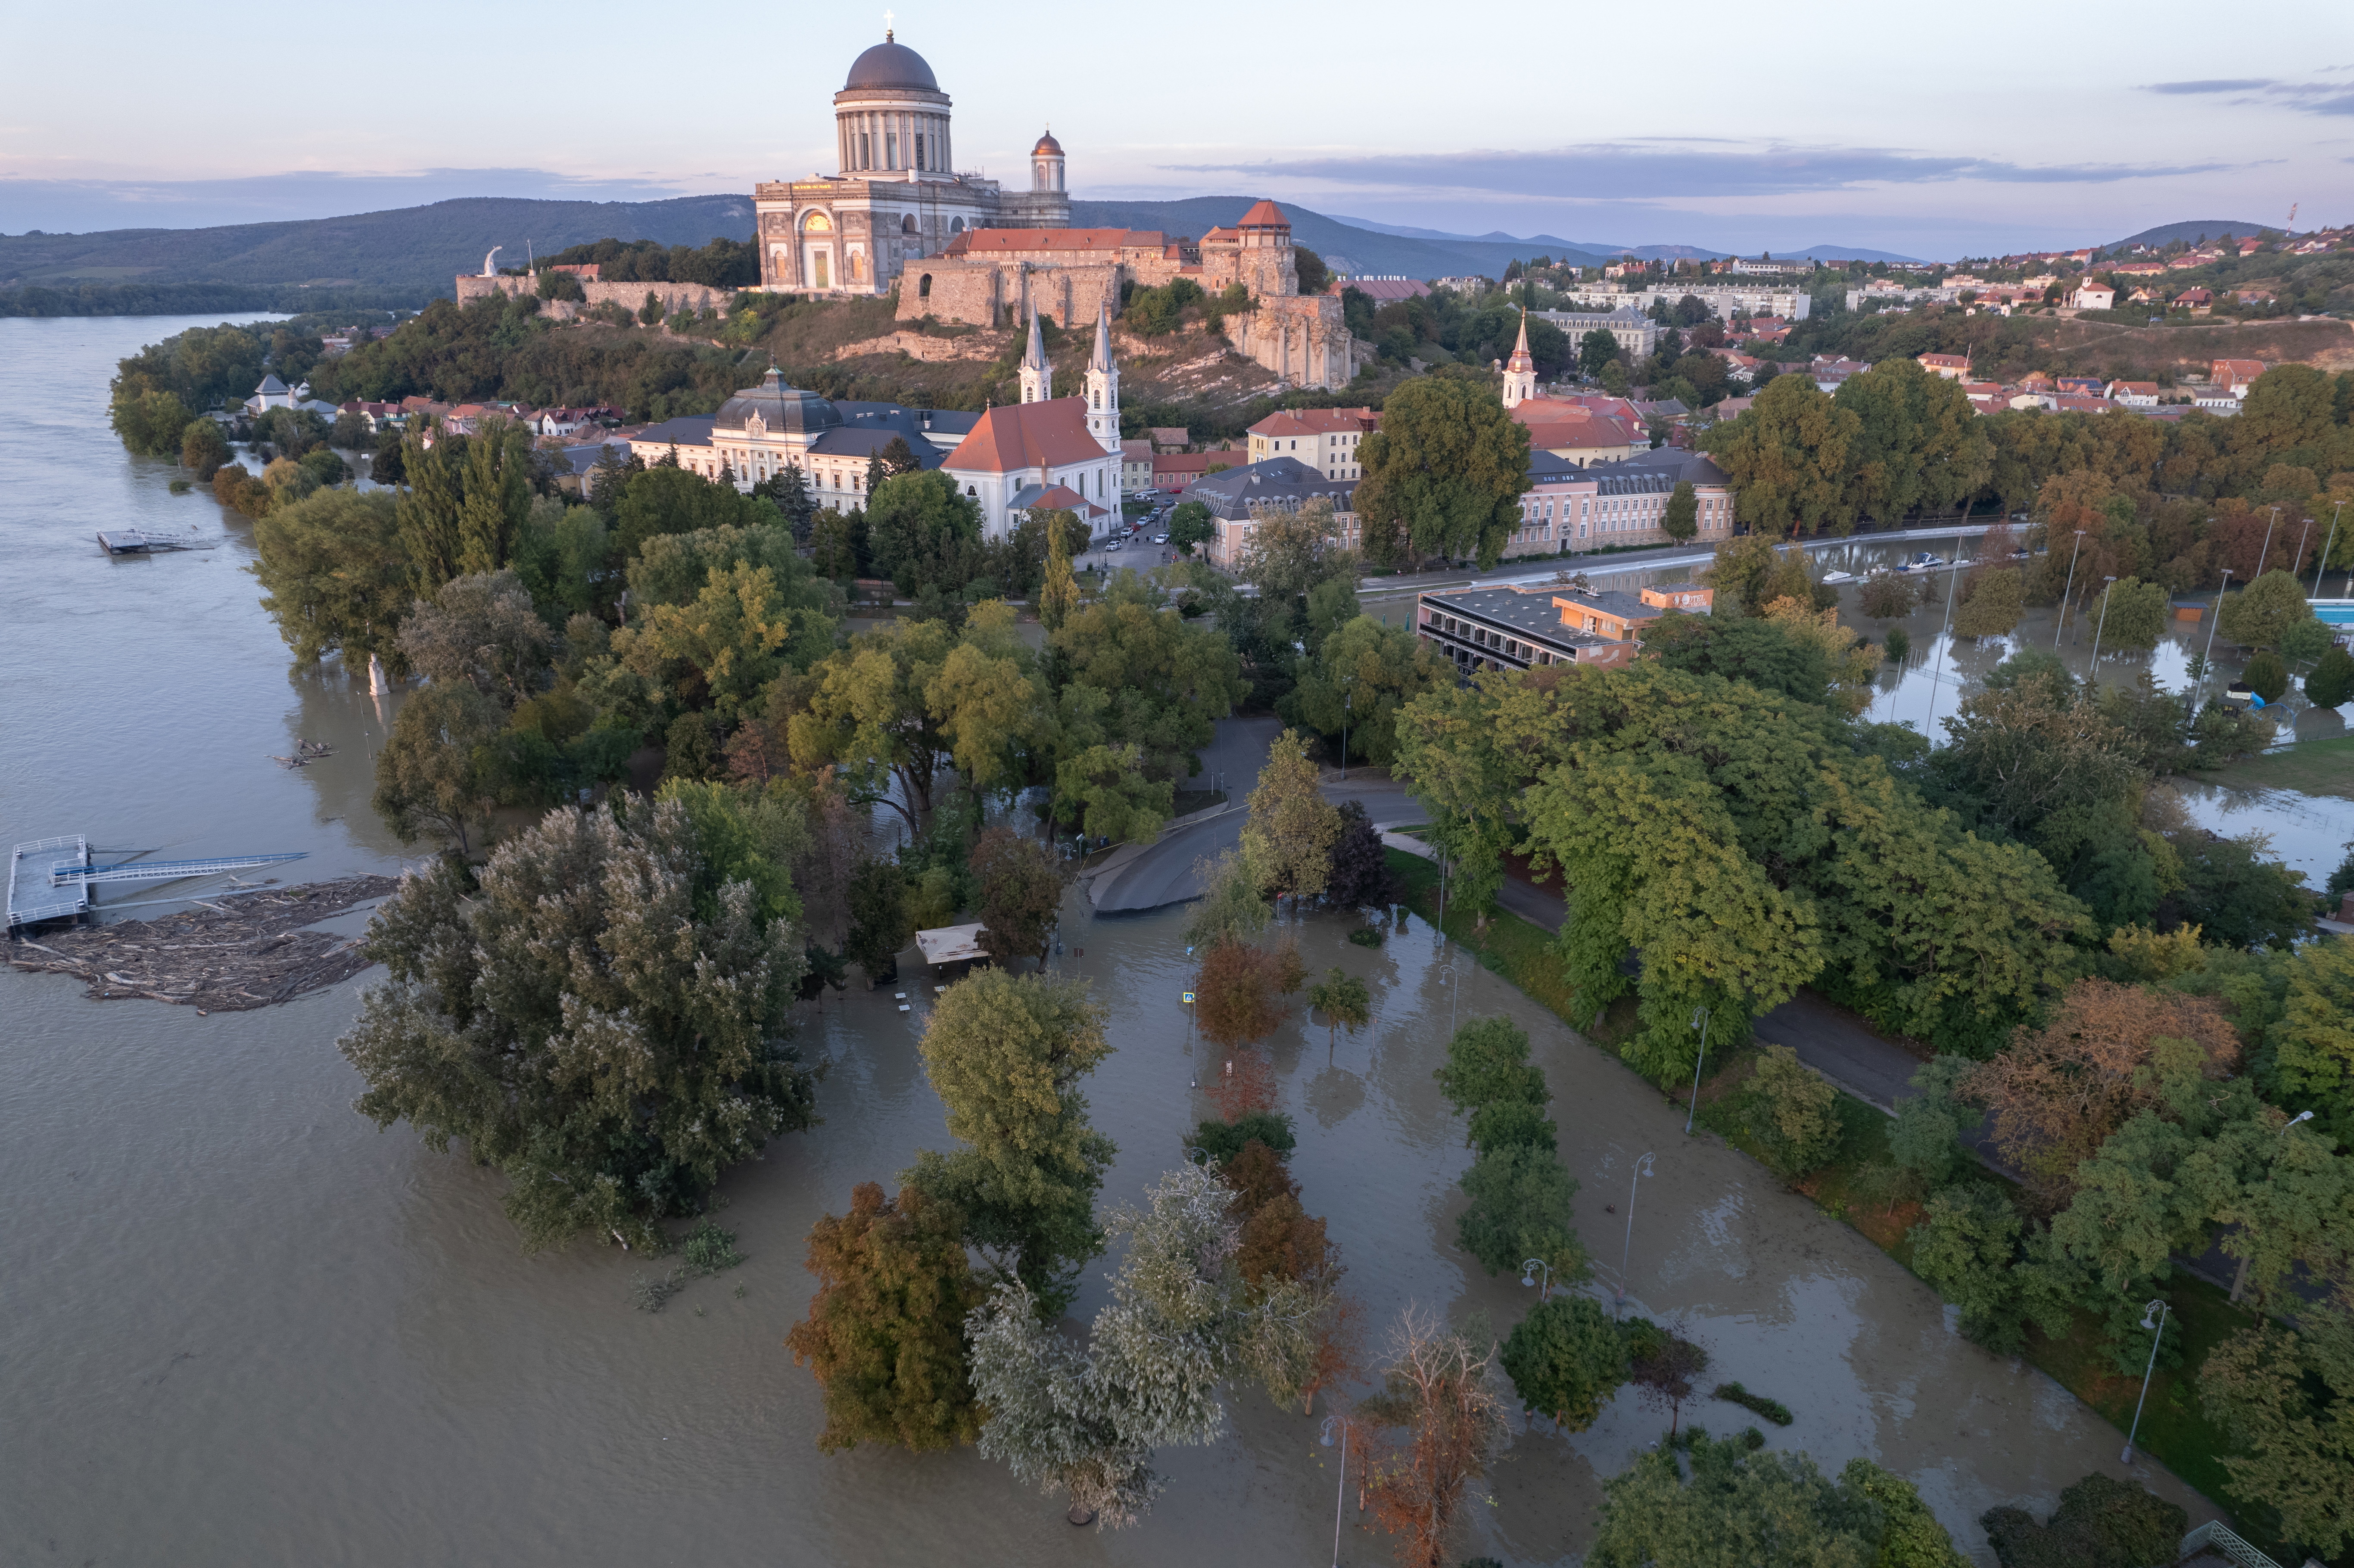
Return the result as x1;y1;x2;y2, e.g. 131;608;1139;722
751;31;1071;297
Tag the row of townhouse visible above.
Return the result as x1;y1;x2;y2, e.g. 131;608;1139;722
1184;444;1737;572
1920;355;2261;417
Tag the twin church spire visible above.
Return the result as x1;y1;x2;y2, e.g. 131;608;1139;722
1016;299;1122;457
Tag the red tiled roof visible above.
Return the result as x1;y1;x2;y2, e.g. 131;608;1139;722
1238;199;1289;228
1153;451;1215;474
1249;407;1379;437
943;228;1170;254
945;398;1108;474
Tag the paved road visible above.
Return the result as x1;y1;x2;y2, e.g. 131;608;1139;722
1085;716;1277;912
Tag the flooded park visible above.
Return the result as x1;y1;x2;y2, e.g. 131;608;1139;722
0;314;2273;1564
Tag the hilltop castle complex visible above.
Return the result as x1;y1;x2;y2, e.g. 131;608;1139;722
750;32;1367;390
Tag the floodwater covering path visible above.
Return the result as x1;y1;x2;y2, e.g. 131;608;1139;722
0;317;2220;1565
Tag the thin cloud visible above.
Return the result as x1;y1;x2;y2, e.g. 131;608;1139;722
2143;78;2354;115
1164;143;2242;200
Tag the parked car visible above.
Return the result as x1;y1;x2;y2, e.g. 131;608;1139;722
1105;538;1124;551
1153;532;1169;544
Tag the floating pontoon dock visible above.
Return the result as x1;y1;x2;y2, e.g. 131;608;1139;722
7;839;308;931
97;530;215;555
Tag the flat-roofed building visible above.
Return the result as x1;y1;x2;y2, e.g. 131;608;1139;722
1414;581;1713;675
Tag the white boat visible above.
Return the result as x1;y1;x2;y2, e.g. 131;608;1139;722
1819;570;1857;585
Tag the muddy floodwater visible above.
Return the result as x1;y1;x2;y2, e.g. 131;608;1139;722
2;317;2218;1564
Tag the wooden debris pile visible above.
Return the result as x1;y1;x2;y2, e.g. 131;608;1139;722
5;874;401;1010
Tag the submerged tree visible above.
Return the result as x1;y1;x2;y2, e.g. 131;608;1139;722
787;1181;982;1453
1356;1305;1515;1568
964;1164;1318;1526
339;797;815;1251
905;969;1115;1313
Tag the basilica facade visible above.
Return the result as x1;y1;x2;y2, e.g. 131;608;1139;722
750;32;1070;297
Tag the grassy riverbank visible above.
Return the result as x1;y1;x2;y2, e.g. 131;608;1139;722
1382;847;2266;1545
2201;733;2354;801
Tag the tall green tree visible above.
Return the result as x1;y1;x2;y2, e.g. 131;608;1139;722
371;682;506;854
1241;728;1341;899
2199;1302;2354;1561
1831;357;1992;523
1588;1431;1906;1568
1699;373;1862;537
2217;569;2320;650
1500;1296;1628;1431
250;488;411;675
1353;374;1532;569
1279;614;1451;769
456;415;533;576
339;798;814;1251
906;970;1116;1311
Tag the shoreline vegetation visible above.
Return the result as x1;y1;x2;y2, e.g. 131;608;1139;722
1380;845;2324;1564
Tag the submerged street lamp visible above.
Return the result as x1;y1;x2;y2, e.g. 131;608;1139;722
1521;1256;1558;1302
1616;1151;1655;1319
2054;530;2088;648
2120;1298;2171;1465
2185;569;2232;738
1319;1415;1350;1568
1685;1007;1713;1135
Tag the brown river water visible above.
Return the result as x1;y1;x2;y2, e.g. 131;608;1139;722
1;317;2217;1564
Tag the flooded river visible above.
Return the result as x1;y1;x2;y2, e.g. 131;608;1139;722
2;317;2222;1565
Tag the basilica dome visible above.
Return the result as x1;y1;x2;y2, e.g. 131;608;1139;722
714;367;842;436
1032;131;1063;156
843;36;938;91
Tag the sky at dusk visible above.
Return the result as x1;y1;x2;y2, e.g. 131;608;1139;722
3;0;2348;258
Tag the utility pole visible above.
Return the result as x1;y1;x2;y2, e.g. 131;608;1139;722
1924;551;1962;734
2185;569;2231;737
2317;501;2344;601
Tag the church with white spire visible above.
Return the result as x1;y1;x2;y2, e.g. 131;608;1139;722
935;297;1124;541
1500;308;1538;408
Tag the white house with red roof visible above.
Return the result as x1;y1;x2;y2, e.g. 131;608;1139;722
1245;406;1379;478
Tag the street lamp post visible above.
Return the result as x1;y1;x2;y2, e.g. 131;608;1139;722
2120;1298;2171;1465
2257;506;2281;578
1439;963;1459;1037
2185;569;2232;738
1319;1415;1349;1568
1521;1256;1557;1303
2054;530;2088;648
2295;517;2314;582
1685;1007;1712;1135
2318;501;2345;601
1340;684;1352;782
2089;576;2118;671
1616;1151;1655;1319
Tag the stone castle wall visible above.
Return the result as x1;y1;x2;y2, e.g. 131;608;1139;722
452;275;735;318
897;261;1121;330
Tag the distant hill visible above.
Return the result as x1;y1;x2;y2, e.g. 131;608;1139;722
0;194;756;303
1067;198;1619;277
1780;244;1924;264
2111;220;2269;249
